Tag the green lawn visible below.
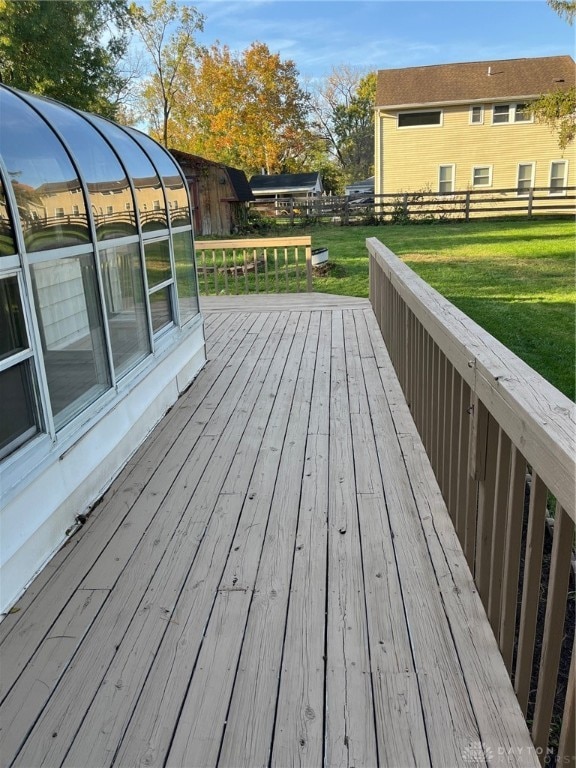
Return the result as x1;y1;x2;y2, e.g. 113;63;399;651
301;219;575;400
202;219;576;399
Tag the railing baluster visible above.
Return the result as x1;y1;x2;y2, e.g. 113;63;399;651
475;413;499;603
557;640;575;765
233;247;238;294
222;248;228;295
515;472;547;715
253;248;258;293
532;505;574;754
487;427;512;633
499;445;527;671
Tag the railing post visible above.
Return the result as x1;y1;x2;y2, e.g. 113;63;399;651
464;190;471;221
527;187;534;218
306;241;313;293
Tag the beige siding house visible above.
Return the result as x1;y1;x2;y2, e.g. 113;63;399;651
375;56;575;198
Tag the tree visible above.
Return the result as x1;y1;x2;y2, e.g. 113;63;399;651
166;42;313;176
531;86;576;150
547;0;575;23
310;66;376;186
130;0;204;147
0;0;132;117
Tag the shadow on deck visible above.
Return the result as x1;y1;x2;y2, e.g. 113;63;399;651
0;294;541;767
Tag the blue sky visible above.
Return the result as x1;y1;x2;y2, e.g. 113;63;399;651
190;0;574;82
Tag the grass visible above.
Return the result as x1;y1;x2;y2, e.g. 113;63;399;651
306;218;575;401
199;218;575;400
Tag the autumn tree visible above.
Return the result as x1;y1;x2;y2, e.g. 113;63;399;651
547;0;575;23
310;66;376;185
167;42;312;175
0;0;132;117
130;0;204;147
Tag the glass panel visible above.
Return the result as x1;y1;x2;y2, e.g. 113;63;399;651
0;276;28;362
173;231;199;324
28;96;137;240
30;253;110;429
100;242;150;377
0;177;16;256
473;168;490;186
125;128;191;226
398;111;441;127
517;164;532;193
84;115;168;232
493;105;510;123
149;286;173;333
515;104;529;122
0;88;89;251
470;106;482;123
144;239;172;289
0;360;40;459
550;162;566;190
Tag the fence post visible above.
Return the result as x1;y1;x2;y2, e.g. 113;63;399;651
464;191;471;221
290;197;295;226
527;188;534;219
403;193;409;218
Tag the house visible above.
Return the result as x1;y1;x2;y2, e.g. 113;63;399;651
0;85;205;614
374;55;575;198
345;176;375;196
249;172;323;203
170;150;253;236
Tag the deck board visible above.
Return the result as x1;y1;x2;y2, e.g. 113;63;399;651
0;294;538;768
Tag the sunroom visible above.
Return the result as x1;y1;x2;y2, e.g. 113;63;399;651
0;86;205;613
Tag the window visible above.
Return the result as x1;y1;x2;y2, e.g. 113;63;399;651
144;239;174;334
493;103;533;124
30;254;110;430
173;231;199;325
470;106;484;124
472;166;492;187
398;110;442;127
55;208;65;218
106;205;114;215
517;163;535;196
72;205;80;216
125;202;131;211
99;242;150;377
438;165;455;194
0;276;41;458
550;161;568;195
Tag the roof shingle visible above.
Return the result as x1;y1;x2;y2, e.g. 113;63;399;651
376;55;575;108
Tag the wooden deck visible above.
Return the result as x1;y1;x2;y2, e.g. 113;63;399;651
0;294;538;767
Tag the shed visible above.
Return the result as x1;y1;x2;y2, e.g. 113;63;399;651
249;172;323;201
170;150;253;236
345;176;375;196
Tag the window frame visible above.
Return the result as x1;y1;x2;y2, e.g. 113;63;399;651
438;164;455;194
397;110;443;129
549;160;568;196
516;162;535;197
472;165;493;188
492;103;534;125
469;105;484;125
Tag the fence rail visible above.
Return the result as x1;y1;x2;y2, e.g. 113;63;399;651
194;236;312;295
367;236;575;766
250;186;575;224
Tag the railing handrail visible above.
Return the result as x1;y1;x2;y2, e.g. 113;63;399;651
367;236;575;521
195;236;312;250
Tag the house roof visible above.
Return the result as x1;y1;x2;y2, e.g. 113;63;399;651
249;172;322;194
169;149;253;202
376;55;575;109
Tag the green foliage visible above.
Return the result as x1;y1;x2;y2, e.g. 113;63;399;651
547;0;576;23
0;0;131;117
530;87;576;150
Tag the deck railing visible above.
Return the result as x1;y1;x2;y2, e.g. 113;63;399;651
367;236;575;765
194;236;312;295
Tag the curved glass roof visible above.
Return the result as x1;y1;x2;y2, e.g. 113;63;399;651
0;85;199;452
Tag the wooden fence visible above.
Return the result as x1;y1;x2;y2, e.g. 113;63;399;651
250;186;575;224
194;236;313;295
367;236;575;765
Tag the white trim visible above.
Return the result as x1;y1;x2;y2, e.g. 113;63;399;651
472;165;493;188
397;109;443;129
469;105;484;125
549;160;569;196
377;94;541;111
492;102;534;125
438;164;456;194
516;162;535;197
